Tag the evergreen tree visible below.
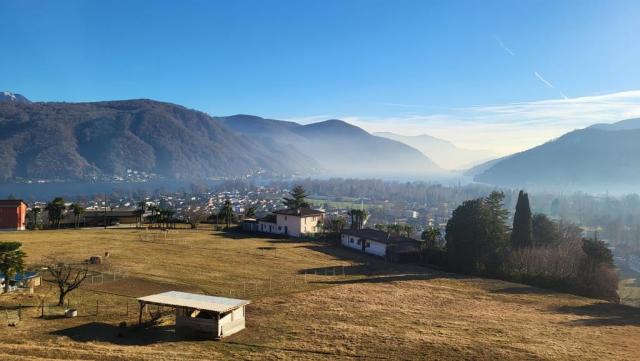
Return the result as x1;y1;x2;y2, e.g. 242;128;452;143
282;185;310;209
445;198;494;274
348;209;367;229
219;200;234;230
45;197;66;229
421;226;441;249
244;206;257;219
485;191;510;253
0;242;25;293
511;190;533;248
532;213;561;247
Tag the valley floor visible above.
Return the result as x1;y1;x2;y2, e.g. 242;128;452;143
0;229;638;360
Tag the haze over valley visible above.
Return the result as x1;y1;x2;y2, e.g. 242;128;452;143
2;2;640;360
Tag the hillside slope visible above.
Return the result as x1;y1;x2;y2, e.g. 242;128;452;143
376;131;497;169
474;118;640;191
0;229;637;361
219;115;441;176
0;100;315;181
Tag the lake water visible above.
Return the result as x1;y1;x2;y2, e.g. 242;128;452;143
0;179;225;201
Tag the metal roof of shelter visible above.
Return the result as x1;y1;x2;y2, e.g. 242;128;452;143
137;291;250;313
0;271;39;282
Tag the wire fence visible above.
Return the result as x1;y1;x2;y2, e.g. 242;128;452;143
2;263;367;326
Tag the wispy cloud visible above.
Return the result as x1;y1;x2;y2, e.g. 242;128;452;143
534;71;568;99
496;37;515;56
336;91;640;155
534;71;553;88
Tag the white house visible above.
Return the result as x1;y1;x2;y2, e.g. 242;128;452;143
257;207;324;238
341;228;422;260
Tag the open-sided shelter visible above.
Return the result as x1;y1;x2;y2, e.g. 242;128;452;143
137;291;250;339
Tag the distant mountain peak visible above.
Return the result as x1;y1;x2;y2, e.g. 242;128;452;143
300;119;368;136
588;118;640;131
0;91;30;103
375;131;498;170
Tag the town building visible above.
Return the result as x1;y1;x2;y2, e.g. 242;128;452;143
0;200;28;231
256;207;324;238
341;228;422;261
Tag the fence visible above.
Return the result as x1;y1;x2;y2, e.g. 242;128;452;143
87;268;131;285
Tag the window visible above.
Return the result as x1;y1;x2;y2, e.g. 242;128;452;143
350;237;354;243
366;241;371;248
278;226;281;231
357;239;361;245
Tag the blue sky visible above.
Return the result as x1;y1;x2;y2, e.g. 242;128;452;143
2;1;640;153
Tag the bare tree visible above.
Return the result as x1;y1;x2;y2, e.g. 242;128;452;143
183;207;208;229
43;257;89;306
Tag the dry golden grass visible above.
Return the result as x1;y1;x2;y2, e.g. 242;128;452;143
0;229;638;360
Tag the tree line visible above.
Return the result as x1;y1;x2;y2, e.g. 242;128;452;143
439;190;619;302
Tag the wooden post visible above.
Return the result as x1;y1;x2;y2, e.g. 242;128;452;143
138;302;145;325
216;312;221;338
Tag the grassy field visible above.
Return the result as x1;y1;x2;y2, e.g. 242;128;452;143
0;228;638;360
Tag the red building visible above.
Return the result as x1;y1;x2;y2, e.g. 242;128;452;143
0;200;28;231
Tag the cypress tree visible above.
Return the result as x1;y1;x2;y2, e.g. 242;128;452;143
511;190;533;248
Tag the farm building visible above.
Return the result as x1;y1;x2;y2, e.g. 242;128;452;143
341;228;422;261
0;271;41;293
256;207;324;237
0;200;28;231
241;218;259;232
137;291;250;339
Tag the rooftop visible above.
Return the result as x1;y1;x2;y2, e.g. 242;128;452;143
342;228;420;245
273;207;324;217
0;199;27;207
258;214;277;223
137;291;250;313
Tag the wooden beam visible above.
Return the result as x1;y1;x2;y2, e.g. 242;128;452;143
138;301;145;326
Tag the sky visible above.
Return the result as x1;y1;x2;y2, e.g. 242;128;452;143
2;0;640;155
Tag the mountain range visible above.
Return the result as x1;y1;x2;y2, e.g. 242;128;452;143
0;96;439;182
217;115;440;176
473;118;640;192
4;91;640;192
374;132;497;169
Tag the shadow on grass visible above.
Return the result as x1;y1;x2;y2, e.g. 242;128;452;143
490;286;558;295
317;273;447;285
555;302;640;327
51;322;186;345
213;230;293;241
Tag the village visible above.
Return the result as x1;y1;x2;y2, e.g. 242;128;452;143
0;187;432;340
1;184;639;359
